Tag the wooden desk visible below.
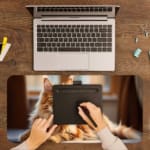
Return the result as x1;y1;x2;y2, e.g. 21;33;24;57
0;0;150;150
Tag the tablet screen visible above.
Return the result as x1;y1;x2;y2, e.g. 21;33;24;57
53;84;102;124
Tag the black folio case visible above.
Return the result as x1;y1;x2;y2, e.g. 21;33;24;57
53;82;102;124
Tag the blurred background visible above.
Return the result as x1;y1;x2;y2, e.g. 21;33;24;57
7;75;143;142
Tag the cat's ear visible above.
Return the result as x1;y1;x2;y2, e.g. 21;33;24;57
43;78;52;92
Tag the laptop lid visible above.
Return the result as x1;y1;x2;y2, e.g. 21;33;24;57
26;5;120;18
53;82;102;124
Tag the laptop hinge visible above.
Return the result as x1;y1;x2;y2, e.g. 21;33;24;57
40;16;108;21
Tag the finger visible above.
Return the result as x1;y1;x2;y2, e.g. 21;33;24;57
80;102;97;109
80;102;97;114
78;107;96;129
47;125;58;137
38;118;47;127
33;118;42;127
43;115;54;129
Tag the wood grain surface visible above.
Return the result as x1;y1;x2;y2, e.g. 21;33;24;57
0;0;150;149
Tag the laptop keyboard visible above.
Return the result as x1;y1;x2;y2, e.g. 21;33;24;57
37;24;112;52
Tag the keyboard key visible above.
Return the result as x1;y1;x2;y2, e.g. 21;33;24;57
37;33;42;37
57;43;60;47
107;43;112;47
42;28;46;32
76;43;80;47
90;43;94;47
37;48;43;51
78;38;82;42
86;48;90;51
62;43;65;47
81;43;84;47
59;48;80;51
86;43;89;47
88;38;92;42
37;43;46;47
102;48;106;52
47;43;51;47
54;38;58;42
77;33;81;37
91;48;97;51
37;38;44;42
71;43;75;47
52;43;56;47
64;38;67;42
59;38;63;42
69;38;73;42
83;38;87;42
44;48;48;51
66;43;70;47
101;33;106;37
93;38;96;42
107;33;112;37
107;48;112;51
107;38;112;42
37;28;41;32
87;33;90;37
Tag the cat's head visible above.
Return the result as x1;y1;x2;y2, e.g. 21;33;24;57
38;78;53;118
30;76;74;122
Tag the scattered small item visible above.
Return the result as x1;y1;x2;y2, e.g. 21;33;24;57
135;37;139;43
133;48;142;58
144;31;149;37
1;36;8;51
0;37;11;61
148;50;150;60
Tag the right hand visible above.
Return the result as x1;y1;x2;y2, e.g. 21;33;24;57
78;102;107;132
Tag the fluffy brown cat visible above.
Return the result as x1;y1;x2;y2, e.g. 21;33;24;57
20;77;140;143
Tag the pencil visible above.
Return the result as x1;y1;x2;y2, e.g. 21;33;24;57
1;37;8;52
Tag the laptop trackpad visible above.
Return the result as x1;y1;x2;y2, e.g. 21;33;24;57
56;53;88;70
35;52;88;70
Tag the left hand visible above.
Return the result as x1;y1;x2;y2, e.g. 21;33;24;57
26;115;57;150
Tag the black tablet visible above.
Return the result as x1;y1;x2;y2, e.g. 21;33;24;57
53;82;102;124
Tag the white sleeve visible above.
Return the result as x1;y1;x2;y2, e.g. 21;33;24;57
10;141;29;150
97;127;128;150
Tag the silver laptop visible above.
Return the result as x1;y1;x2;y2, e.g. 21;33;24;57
26;5;120;71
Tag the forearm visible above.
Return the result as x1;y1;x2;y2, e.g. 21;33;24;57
97;127;128;150
10;141;29;150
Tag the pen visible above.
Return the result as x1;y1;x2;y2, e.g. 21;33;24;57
1;36;8;52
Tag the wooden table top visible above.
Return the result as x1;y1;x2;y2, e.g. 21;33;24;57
0;0;150;150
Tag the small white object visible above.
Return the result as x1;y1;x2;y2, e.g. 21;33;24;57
148;50;150;60
0;43;11;61
144;31;149;37
135;37;139;43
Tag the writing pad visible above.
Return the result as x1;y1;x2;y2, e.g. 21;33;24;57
53;84;102;124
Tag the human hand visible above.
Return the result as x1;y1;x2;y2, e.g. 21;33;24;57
26;115;57;150
78;102;107;132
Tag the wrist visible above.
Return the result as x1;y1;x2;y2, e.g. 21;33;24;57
96;122;107;133
26;137;39;150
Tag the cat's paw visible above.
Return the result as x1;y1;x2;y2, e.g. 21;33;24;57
49;134;62;143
